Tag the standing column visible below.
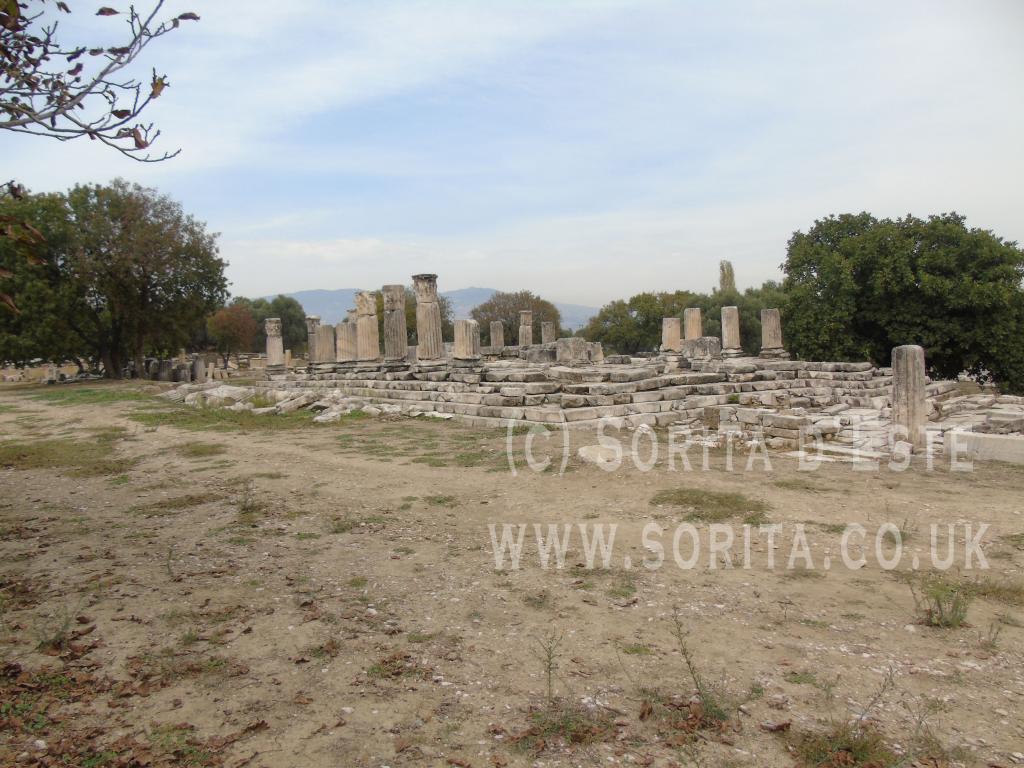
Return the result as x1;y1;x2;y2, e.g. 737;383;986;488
355;291;381;362
892;345;927;451
265;317;285;370
683;308;702;340
518;310;533;346
382;284;408;362
720;306;742;358
305;316;321;364
191;355;207;383
317;323;337;364
759;308;788;358
490;321;505;349
453;319;481;360
661;317;681;352
337;321;358;363
412;274;444;362
541;321;556;344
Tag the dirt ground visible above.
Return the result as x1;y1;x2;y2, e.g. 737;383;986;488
0;381;1022;768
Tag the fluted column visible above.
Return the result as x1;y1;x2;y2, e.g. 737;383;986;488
490;321;505;349
355;291;381;362
453;319;481;360
720;306;742;358
382;284;408;362
661;317;681;352
892;345;927;451
683;308;702;340
518;310;533;346
412;274;443;362
317;323;337;363
759;308;788;358
265;317;285;368
541;321;556;344
336;322;357;362
305;316;321;363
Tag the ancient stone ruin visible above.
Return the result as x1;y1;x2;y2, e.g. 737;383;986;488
165;275;1024;464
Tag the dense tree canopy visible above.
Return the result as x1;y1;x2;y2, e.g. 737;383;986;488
581;291;693;355
580;282;785;356
232;294;307;352
0;180;227;375
781;212;1024;392
207;304;257;367
470;290;561;346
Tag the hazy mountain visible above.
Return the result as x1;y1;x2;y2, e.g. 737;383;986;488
264;287;598;329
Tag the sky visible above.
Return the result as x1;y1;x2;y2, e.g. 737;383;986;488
3;0;1023;306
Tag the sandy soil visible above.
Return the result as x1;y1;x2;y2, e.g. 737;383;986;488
0;381;1022;768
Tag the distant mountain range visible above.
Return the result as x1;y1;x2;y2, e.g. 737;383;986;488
264;287;598;329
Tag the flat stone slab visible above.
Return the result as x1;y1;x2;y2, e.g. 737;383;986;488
951;431;1024;464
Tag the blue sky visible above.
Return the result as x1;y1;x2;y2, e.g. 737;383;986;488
3;0;1022;306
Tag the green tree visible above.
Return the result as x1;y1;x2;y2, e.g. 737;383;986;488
581;291;694;354
718;260;736;293
782;212;1024;392
0;180;226;376
0;191;87;367
207;304;257;368
581;284;786;356
470;290;561;346
233;294;307;352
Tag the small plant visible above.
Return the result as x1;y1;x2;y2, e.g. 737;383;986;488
882;516;916;546
33;603;77;654
670;610;730;723
788;722;898;768
532;629;564;704
605;571;637;600
980;621;1003;652
909;573;972;628
236;483;263;524
779;668;901;768
784;670;818;686
511;702;616;754
366;651;430;680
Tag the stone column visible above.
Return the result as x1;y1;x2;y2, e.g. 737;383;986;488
317;323;337;363
683;308;702;340
382;284;408;362
661;317;681;352
892;345;927;451
453;319;481;360
305;316;321;363
489;321;505;349
412;274;444;363
759;308;788;358
518;310;533;346
337;322;358;363
557;337;589;366
355;290;381;362
265;317;285;369
541;321;556;344
191;355;207;383
720;306;742;357
284;349;292;368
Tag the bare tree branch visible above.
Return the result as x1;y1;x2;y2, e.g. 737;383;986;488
0;0;199;162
